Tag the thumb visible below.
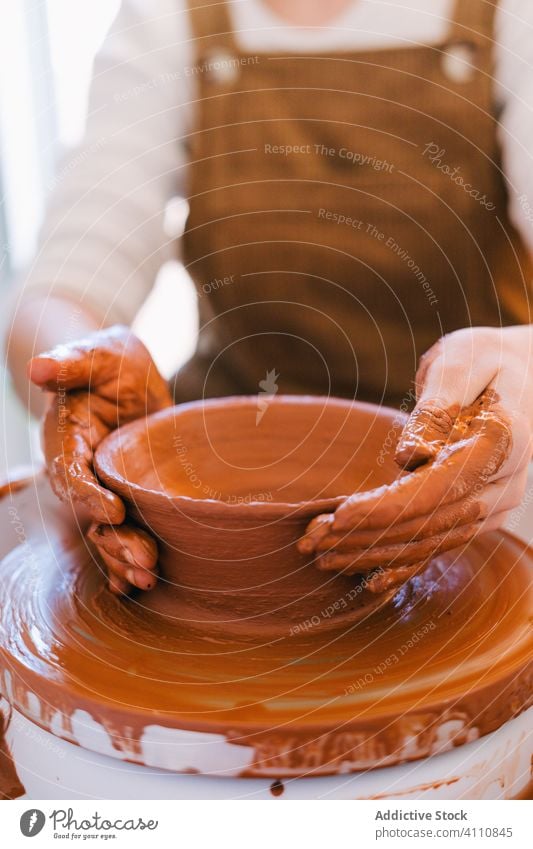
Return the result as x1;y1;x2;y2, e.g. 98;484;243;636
27;339;101;390
395;330;499;471
394;403;455;470
27;326;128;390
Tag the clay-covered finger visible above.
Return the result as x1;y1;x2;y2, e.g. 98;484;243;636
394;342;462;473
366;562;427;594
297;513;335;554
88;523;158;590
94;545;156;593
310;496;482;553
315;522;481;574
315;449;525;558
395;401;456;470
50;453;125;524
42;393;125;523
28;326;172;416
479;467;529;516
94;546;134;594
90;544;155;594
43;391;112;451
107;569;132;596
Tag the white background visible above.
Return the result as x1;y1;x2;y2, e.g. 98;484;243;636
1;800;531;848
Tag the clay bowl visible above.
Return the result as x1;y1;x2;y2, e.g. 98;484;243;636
94;395;405;638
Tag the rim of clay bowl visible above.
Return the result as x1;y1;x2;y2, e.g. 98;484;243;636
94;394;403;518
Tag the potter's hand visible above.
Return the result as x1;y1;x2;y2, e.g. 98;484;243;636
28;325;172;594
299;327;533;591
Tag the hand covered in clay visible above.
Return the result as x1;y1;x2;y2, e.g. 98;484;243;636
299;326;533;592
28;325;172;594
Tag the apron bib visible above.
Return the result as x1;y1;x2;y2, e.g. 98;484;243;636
175;0;532;406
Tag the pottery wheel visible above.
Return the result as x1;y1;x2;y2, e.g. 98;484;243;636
0;475;531;778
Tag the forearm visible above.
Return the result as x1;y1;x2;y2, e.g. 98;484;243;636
6;295;101;417
19;0;189;335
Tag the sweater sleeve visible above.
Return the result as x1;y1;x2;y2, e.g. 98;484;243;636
19;0;195;324
495;0;533;256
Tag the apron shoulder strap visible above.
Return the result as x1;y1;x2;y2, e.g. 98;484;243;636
186;0;237;54
447;0;498;46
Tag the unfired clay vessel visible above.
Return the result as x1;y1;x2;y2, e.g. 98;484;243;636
94;395;404;637
1;464;532;792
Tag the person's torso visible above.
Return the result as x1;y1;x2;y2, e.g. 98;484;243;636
176;0;532;407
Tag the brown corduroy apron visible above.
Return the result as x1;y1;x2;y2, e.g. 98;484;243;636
174;0;532;407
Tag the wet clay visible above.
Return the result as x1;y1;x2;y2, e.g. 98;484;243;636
0;474;531;779
93;397;407;637
302;392;513;579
